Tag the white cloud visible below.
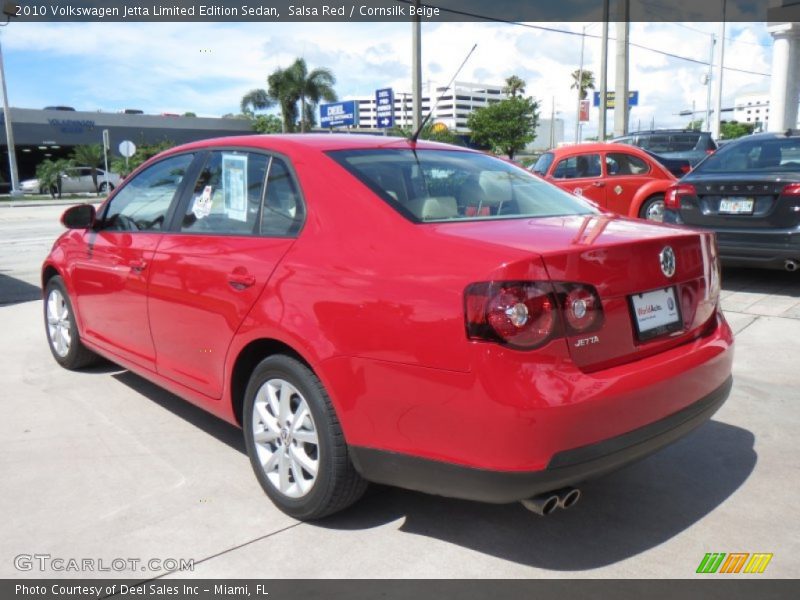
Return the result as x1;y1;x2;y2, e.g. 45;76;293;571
1;20;774;138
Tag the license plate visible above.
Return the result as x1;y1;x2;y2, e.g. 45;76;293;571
629;287;682;341
719;197;754;214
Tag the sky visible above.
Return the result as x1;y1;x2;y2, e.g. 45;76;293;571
0;20;774;141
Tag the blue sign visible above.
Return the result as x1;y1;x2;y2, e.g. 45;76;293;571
320;101;359;128
593;90;639;108
375;88;394;128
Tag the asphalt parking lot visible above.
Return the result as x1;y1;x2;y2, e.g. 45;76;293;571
1;203;799;579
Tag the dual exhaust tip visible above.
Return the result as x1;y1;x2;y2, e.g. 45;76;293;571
521;487;581;516
785;259;799;272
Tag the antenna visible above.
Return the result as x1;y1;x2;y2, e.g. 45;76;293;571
409;43;477;144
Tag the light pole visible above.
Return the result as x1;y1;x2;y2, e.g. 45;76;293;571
712;0;727;139
704;32;715;131
574;25;587;143
0;14;21;196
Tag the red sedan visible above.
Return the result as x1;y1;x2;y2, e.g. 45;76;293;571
43;135;733;519
532;143;678;221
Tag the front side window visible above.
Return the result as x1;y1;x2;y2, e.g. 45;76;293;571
606;153;650;176
181;151;269;235
100;153;193;231
552;154;602;179
328;149;598;223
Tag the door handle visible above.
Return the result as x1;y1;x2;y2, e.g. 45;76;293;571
592;181;605;188
130;259;147;273
228;271;256;290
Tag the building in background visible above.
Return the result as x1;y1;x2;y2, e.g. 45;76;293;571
733;93;771;131
0;107;254;189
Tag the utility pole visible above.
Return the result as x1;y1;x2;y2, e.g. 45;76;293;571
614;1;630;138
550;97;556;148
598;0;609;141
0;34;20;196
712;1;727;139
411;1;422;132
574;27;586;143
704;32;715;131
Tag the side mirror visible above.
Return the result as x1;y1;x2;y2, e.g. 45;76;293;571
61;204;96;229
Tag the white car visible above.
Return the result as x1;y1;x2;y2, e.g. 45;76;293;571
21;167;122;195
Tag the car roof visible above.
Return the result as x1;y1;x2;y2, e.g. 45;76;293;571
545;142;652;157
725;130;800;142
167;134;476;155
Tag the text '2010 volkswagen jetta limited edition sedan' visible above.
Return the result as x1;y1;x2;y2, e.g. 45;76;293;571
42;134;733;519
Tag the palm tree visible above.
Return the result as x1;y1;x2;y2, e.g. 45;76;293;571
503;75;526;98
570;69;596;100
70;144;105;193
36;158;72;198
286;58;337;133
240;58;337;134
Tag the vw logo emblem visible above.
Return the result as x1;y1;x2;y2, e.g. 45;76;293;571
660;246;676;278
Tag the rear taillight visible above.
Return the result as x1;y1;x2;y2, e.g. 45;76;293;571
781;183;800;196
706;149;715;155
465;281;603;349
680;164;692;174
665;183;697;209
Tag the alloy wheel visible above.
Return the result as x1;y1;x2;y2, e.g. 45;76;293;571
46;288;72;358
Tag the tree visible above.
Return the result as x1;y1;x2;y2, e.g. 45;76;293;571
570;69;596;100
687;119;704;132
241;58;337;133
502;75;526;98
35;158;72;198
253;114;283;134
70;144;104;194
390;122;463;145
287;58;337;133
183;111;197;117
720;121;756;140
468;96;539;159
110;140;175;178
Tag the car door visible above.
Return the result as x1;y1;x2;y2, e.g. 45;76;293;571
69;153;196;370
147;150;304;399
548;152;605;205
59;169;80;194
603;151;654;215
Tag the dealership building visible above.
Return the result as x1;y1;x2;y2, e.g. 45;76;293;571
0;107;254;190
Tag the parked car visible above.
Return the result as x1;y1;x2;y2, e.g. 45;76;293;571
612;130;717;166
531;143;677;221
642;149;693;178
22;167;122;195
43;135;733;519
664;130;800;271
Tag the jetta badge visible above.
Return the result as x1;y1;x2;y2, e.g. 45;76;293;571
660;246;676;278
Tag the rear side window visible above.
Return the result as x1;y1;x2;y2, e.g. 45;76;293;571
100;153;194;231
181;151;269;235
552;154;602;179
328;149;597;222
606;152;650;176
261;158;304;237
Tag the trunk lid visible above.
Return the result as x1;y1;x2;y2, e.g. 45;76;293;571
437;215;720;370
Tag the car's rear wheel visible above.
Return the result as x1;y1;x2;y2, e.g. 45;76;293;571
98;181;114;193
243;355;366;520
44;276;99;369
639;194;665;222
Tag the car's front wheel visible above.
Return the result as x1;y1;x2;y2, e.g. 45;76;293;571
98;181;114;194
243;355;367;520
639;194;665;222
44;276;99;369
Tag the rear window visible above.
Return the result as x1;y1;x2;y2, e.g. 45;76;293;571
328;149;597;222
694;137;800;174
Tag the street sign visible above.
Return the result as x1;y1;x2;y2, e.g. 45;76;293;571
579;99;590;122
593;90;639;109
118;140;136;158
320;101;359;128
375;88;394;129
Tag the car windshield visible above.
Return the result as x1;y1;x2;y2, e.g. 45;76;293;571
695;137;800;173
531;152;554;175
328;149;597;223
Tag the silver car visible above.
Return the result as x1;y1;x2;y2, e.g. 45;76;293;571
20;166;122;195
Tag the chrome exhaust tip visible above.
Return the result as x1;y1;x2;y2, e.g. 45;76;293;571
554;487;581;510
521;493;560;516
785;259;798;272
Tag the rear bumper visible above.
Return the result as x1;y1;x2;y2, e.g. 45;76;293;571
351;376;732;503
664;210;800;269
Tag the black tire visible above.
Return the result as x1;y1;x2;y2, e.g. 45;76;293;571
243;355;367;520
43;276;99;370
639;194;665;221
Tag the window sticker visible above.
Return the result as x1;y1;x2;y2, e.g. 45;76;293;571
192;185;213;219
222;153;248;222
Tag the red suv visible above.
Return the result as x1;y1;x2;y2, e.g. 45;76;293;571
43;135;734;519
